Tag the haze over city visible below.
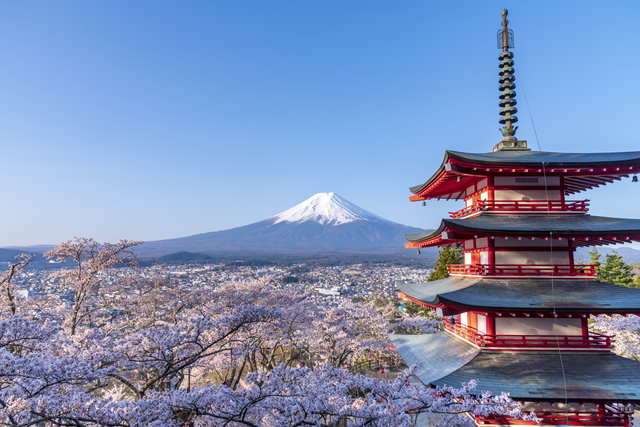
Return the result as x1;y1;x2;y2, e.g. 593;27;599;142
1;1;639;247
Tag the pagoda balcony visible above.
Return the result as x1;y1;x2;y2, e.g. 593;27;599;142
447;263;598;278
476;404;632;426
449;199;589;219
444;321;614;351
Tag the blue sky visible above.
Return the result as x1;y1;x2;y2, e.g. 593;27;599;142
1;1;640;246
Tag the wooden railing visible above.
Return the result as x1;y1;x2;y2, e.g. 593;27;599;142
447;264;597;277
444;321;613;349
478;405;631;426
449;199;589;219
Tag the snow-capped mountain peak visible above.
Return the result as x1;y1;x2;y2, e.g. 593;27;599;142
133;192;425;257
272;192;389;226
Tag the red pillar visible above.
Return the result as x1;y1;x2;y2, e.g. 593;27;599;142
581;315;589;338
568;239;575;270
487;176;495;202
486;314;496;336
598;403;605;424
488;238;495;267
468;313;478;330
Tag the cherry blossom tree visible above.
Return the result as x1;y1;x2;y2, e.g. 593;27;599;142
165;363;534;427
591;314;640;360
0;254;34;316
44;238;143;335
0;237;535;426
89;272;210;337
0;315;534;426
189;278;440;390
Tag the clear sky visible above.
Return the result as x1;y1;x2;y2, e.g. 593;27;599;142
1;1;640;247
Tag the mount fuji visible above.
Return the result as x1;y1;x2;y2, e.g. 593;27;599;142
135;193;426;257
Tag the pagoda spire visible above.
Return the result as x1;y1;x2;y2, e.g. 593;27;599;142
498;9;518;140
494;9;528;152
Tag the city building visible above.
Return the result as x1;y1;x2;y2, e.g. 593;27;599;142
391;10;640;426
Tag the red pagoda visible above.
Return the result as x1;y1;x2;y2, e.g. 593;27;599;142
391;9;640;427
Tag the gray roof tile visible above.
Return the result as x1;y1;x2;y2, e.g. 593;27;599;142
410;150;640;194
389;333;479;385
392;333;640;402
398;278;640;312
406;215;640;242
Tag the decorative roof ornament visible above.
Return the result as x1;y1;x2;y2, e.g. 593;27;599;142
494;9;529;152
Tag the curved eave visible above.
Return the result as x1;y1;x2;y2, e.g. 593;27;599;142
448;150;640;168
391;332;640;403
404;220;449;248
405;231;446;248
409;150;640;201
389;333;479;385
397;278;640;314
408;151;462;201
405;215;640;248
409;151;451;195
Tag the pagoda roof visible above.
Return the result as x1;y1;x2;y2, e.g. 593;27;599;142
388;333;479;384
390;332;640;403
405;214;640;248
398;278;640;314
441;150;640;169
410;150;640;200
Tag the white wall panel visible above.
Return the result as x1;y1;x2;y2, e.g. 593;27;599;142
494;189;561;201
477;315;487;334
495;251;570;265
460;313;468;326
495;317;582;336
495;238;568;248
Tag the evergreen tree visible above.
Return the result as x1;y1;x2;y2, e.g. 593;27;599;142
427;246;463;282
588;247;602;269
598;250;636;287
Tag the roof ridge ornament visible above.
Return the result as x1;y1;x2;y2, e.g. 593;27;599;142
494;9;530;152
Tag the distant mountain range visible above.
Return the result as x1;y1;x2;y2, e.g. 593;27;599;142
133;192;428;258
574;246;640;264
5;193;640;265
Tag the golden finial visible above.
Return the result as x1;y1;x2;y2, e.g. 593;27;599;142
501;9;509;50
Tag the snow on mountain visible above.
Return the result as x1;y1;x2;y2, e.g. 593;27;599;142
272;192;391;226
133;192;426;257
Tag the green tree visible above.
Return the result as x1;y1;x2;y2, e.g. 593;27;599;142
427;246;463;282
599;250;636;287
588;247;602;269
